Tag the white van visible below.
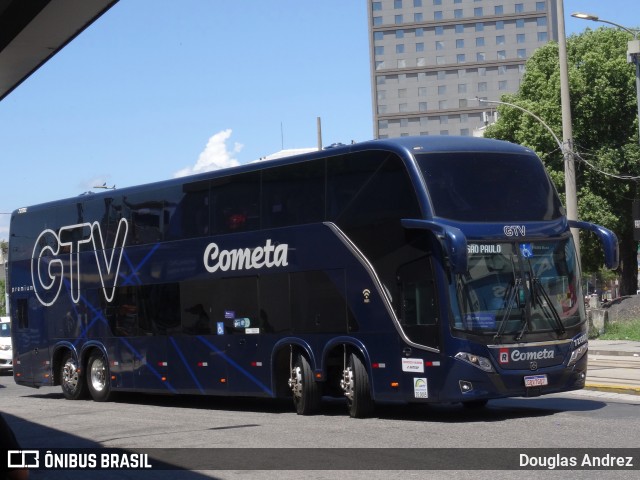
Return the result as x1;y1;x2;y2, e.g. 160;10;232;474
0;317;12;372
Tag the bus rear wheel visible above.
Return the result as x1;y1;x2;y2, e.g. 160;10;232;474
60;351;88;400
341;353;374;418
289;354;321;415
86;351;112;402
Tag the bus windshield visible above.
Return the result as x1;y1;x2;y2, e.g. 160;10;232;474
451;238;583;339
417;152;564;221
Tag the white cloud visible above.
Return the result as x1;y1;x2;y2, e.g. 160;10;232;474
174;129;243;178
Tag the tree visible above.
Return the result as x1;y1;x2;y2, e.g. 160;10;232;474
484;27;640;295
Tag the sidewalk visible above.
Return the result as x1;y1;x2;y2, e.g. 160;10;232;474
585;339;640;395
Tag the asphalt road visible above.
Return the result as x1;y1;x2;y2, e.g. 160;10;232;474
1;372;639;480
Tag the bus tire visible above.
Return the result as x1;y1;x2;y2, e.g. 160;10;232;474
60;351;88;400
86;351;112;402
343;353;374;418
290;354;321;415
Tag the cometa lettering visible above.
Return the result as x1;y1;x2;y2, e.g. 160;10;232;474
203;239;288;273
511;348;555;361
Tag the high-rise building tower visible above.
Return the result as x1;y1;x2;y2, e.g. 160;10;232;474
368;0;558;138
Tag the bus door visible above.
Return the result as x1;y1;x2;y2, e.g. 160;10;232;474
217;277;272;396
108;286;173;393
12;295;51;386
173;280;230;394
396;256;440;351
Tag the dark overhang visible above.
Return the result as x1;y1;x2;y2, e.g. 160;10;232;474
0;0;118;101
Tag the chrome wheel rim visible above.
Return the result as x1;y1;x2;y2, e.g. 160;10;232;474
342;367;355;402
62;358;80;392
290;366;303;400
90;357;107;392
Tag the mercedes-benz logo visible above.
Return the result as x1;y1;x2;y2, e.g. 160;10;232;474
530;361;538;371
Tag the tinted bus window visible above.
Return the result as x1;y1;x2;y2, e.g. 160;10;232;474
106;286;139;337
262;162;325;229
417;152;563;221
123;190;173;245
291;270;349;334
327;151;421;261
181;277;260;335
10;207;57;262
259;273;292;334
138;283;181;335
81;196;128;247
211;172;261;234
178;181;211;238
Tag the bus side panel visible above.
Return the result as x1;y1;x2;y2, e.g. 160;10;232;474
167;335;229;395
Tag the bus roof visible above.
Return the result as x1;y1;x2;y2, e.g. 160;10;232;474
12;135;533;215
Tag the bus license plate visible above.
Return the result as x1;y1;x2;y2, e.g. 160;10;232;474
524;374;548;387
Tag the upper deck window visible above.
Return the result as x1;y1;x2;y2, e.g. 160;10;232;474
417;152;564;222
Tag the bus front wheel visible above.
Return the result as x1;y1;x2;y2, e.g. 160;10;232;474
289;354;321;415
60;351;88;400
341;353;374;418
86;351;112;402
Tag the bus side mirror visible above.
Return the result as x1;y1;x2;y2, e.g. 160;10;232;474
568;220;619;270
401;219;468;274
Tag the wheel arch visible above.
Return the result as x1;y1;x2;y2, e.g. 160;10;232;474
321;336;375;399
79;341;109;367
271;337;316;398
51;342;79;386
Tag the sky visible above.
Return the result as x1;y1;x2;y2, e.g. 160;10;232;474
1;0;639;240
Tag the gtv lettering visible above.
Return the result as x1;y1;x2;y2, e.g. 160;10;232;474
503;225;526;237
31;219;128;306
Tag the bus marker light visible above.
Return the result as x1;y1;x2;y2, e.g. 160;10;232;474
111;375;116;381
161;376;167;382
112;361;119;366
315;373;322;379
197;362;208;367
158;361;168;367
251;361;263;367
220;378;227;383
372;363;386;369
425;361;441;367
390;382;399;388
459;380;473;392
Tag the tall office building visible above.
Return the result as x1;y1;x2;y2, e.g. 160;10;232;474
368;0;558;138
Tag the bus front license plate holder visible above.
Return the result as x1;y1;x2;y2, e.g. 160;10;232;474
524;374;548;387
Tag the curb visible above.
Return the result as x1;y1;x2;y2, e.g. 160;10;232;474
589;350;640;357
584;383;640;396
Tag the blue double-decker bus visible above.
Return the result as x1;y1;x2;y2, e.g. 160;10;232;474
8;136;618;417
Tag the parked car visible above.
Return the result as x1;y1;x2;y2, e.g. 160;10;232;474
0;317;12;373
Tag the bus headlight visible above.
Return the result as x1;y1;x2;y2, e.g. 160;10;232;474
455;352;494;372
567;344;588;367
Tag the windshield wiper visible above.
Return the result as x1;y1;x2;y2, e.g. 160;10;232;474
532;277;566;335
494;278;519;343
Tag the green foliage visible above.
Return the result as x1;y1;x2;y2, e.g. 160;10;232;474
484;27;640;293
600;318;640;341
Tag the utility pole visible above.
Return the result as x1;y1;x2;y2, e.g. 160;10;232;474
557;0;580;260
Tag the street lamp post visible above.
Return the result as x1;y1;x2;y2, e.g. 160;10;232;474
476;98;564;152
571;12;640;145
475;96;580;256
